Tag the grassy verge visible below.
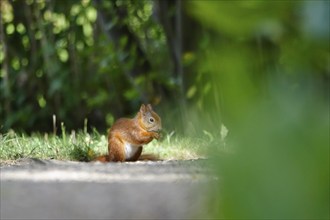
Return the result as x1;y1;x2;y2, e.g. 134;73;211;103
0;130;211;163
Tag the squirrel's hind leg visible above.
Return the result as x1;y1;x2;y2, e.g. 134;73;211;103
108;136;126;162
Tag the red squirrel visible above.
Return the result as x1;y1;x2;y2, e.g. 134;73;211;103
95;104;161;162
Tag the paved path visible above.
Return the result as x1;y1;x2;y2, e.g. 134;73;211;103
1;158;216;219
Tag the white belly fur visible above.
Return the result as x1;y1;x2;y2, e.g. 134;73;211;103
124;142;140;159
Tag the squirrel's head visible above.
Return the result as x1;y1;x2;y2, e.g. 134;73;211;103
138;104;162;132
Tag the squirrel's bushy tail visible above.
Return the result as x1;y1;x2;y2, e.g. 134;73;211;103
93;155;110;162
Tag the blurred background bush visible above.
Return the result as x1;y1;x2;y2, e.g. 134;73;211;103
0;0;195;133
1;0;328;134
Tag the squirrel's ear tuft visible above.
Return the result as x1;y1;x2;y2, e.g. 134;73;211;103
147;104;153;111
140;104;146;113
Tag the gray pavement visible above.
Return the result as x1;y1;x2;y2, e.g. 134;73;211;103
1;158;216;219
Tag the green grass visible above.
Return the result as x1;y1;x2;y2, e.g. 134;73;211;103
0;129;106;162
144;131;210;160
0;129;211;163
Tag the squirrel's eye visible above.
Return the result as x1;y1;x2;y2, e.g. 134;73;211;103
149;117;154;123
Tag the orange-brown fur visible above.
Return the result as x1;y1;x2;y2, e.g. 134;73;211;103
94;104;161;162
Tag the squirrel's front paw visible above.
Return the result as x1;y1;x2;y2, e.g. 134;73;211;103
153;132;160;140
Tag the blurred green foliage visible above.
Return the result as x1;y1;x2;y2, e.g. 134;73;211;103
189;0;329;219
